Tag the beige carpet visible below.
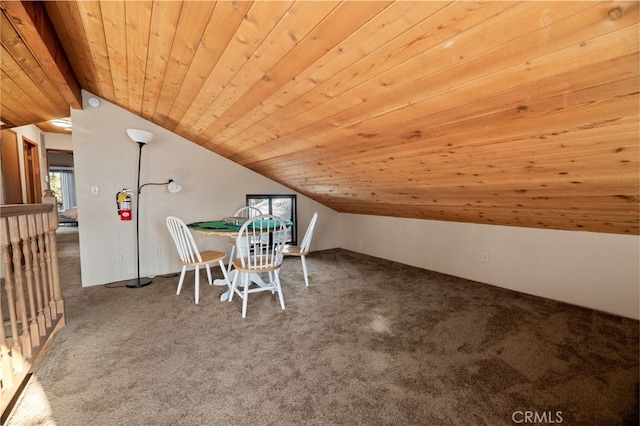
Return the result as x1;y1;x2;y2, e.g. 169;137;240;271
7;227;639;425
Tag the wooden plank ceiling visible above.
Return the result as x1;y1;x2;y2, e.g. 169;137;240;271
1;1;638;234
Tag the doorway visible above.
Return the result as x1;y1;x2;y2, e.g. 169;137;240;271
47;150;76;210
22;137;42;204
47;150;77;226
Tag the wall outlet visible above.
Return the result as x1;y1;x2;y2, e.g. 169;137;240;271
358;240;363;247
116;252;124;264
481;252;489;262
154;247;161;256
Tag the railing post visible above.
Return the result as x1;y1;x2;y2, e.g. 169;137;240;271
0;217;15;389
17;214;32;359
36;214;52;329
27;213;46;338
42;190;64;324
25;214;42;348
7;215;25;373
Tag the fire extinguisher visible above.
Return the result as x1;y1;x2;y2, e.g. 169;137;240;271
116;189;133;221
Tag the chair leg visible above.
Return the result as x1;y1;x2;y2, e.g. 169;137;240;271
229;269;239;302
218;260;231;289
227;245;235;277
206;263;213;285
195;266;200;304
275;270;285;310
300;255;309;287
268;271;276;294
177;266;187;295
242;273;249;318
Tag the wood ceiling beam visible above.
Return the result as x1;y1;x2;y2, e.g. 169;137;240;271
1;0;82;110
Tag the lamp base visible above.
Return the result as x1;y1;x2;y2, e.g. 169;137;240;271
126;277;152;288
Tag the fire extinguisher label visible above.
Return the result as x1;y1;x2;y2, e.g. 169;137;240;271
117;190;132;221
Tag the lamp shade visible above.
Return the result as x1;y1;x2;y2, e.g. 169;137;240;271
126;129;154;144
168;180;182;193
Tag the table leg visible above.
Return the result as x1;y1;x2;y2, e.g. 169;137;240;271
220;271;269;302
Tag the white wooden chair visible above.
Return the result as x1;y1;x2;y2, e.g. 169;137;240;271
233;205;263;218
283;212;318;287
227;205;263;274
228;214;287;318
166;216;230;304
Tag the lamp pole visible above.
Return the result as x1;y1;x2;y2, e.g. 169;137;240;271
127;141;152;288
124;129;181;289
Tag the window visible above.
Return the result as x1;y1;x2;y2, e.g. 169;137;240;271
246;194;297;245
49;167;77;211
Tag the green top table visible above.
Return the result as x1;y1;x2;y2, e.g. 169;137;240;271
188;220;243;235
188;219;292;236
188;218;293;301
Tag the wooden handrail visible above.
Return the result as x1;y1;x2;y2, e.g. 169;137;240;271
1;204;54;217
0;191;66;420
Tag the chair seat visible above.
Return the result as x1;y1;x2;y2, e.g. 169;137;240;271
181;250;226;267
233;256;281;273
283;245;307;256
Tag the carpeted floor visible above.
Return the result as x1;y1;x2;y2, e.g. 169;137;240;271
6;227;639;425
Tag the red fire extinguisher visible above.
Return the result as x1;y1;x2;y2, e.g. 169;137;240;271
116;190;132;221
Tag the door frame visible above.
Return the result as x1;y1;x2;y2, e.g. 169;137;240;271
0;129;23;204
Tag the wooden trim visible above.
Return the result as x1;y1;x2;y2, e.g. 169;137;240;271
1;204;53;218
2;0;82;109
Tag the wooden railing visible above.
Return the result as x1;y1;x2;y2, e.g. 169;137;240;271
0;191;65;417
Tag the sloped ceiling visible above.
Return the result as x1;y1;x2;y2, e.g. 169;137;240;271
1;1;638;234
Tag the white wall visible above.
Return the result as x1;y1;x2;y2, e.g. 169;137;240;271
44;131;73;151
340;214;640;320
72;91;338;286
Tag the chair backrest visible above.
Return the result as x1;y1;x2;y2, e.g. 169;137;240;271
233;206;262;218
166;216;202;264
235;214;287;271
299;212;318;253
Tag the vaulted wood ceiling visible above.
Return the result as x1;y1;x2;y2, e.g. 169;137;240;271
2;1;638;234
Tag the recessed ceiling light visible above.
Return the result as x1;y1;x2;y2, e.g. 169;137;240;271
88;97;100;107
50;118;72;129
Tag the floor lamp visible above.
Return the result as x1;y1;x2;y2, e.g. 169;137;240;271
125;129;182;288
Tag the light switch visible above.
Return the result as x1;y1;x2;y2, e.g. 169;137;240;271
91;185;99;196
